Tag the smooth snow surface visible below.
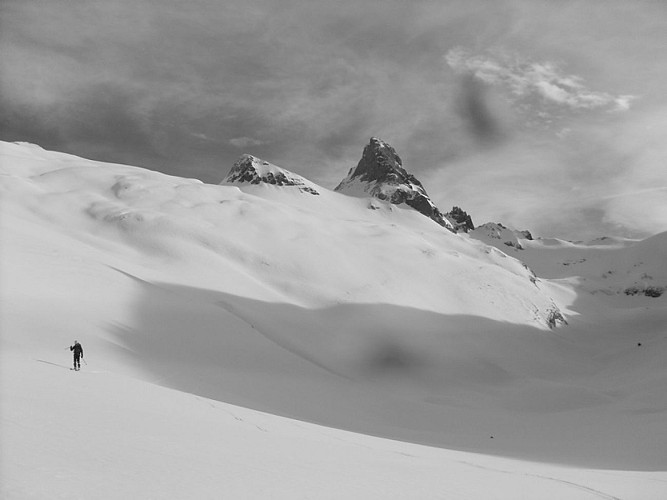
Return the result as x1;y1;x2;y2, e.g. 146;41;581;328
2;141;666;499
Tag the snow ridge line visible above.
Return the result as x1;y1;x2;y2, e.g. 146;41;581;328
457;460;622;500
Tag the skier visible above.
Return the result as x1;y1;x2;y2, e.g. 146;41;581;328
69;340;84;370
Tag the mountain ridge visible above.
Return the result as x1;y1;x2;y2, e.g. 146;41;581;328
1;139;564;328
225;137;477;233
222;153;320;195
334;137;456;230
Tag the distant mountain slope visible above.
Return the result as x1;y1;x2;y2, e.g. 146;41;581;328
468;222;667;301
223;154;320;195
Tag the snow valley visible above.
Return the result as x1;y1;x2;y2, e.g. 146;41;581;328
1;139;666;499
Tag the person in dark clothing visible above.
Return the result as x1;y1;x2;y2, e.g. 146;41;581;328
70;340;84;370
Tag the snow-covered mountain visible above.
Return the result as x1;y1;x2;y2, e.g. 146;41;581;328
2;140;666;499
469;222;534;251
469;222;667;300
335;137;456;230
223;153;321;195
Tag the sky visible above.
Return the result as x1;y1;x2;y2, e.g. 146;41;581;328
1;0;666;240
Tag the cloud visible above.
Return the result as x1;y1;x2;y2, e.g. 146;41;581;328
446;48;637;116
454;73;507;145
229;137;265;149
428;97;667;241
1;0;665;238
595;107;667;235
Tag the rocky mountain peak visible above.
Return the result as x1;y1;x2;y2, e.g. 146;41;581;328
222;154;319;195
445;206;475;233
349;137;405;183
335;138;454;231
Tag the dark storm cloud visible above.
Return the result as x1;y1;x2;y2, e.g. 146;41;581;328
2;0;666;238
456;73;505;145
1;80;159;170
1;0;487;183
0;100;62;151
64;84;155;154
315;113;371;160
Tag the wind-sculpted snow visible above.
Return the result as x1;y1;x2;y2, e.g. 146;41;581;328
0;141;562;327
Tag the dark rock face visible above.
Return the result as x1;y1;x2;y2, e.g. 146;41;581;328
624;285;664;298
546;308;568;328
335;138;454;230
445;206;475;232
223;154;319;195
518;230;533;241
346;137;405;185
469;222;530;251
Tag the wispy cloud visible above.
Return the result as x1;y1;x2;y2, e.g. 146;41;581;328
229;136;265;149
446;47;636;114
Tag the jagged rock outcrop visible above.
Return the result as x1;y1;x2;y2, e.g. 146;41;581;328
624;285;665;298
518;230;533;241
222;154;320;195
469;222;532;251
335;138;454;230
445;206;475;232
546;307;568;328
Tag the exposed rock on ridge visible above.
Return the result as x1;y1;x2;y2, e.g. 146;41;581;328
222;154;320;195
335;138;454;230
445;206;475;233
470;223;528;251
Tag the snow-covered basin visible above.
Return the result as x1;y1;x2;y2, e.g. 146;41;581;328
3;351;665;500
2;141;667;498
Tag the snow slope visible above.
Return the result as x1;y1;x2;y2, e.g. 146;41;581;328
2;141;666;499
469;223;667;298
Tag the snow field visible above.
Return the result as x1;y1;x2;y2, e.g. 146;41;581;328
2;141;666;498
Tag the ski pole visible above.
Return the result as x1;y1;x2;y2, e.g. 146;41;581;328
83;358;88;366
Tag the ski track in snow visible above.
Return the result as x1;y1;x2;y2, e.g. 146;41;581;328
213;299;354;380
456;460;623;500
35;359;72;370
109;263;353;379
